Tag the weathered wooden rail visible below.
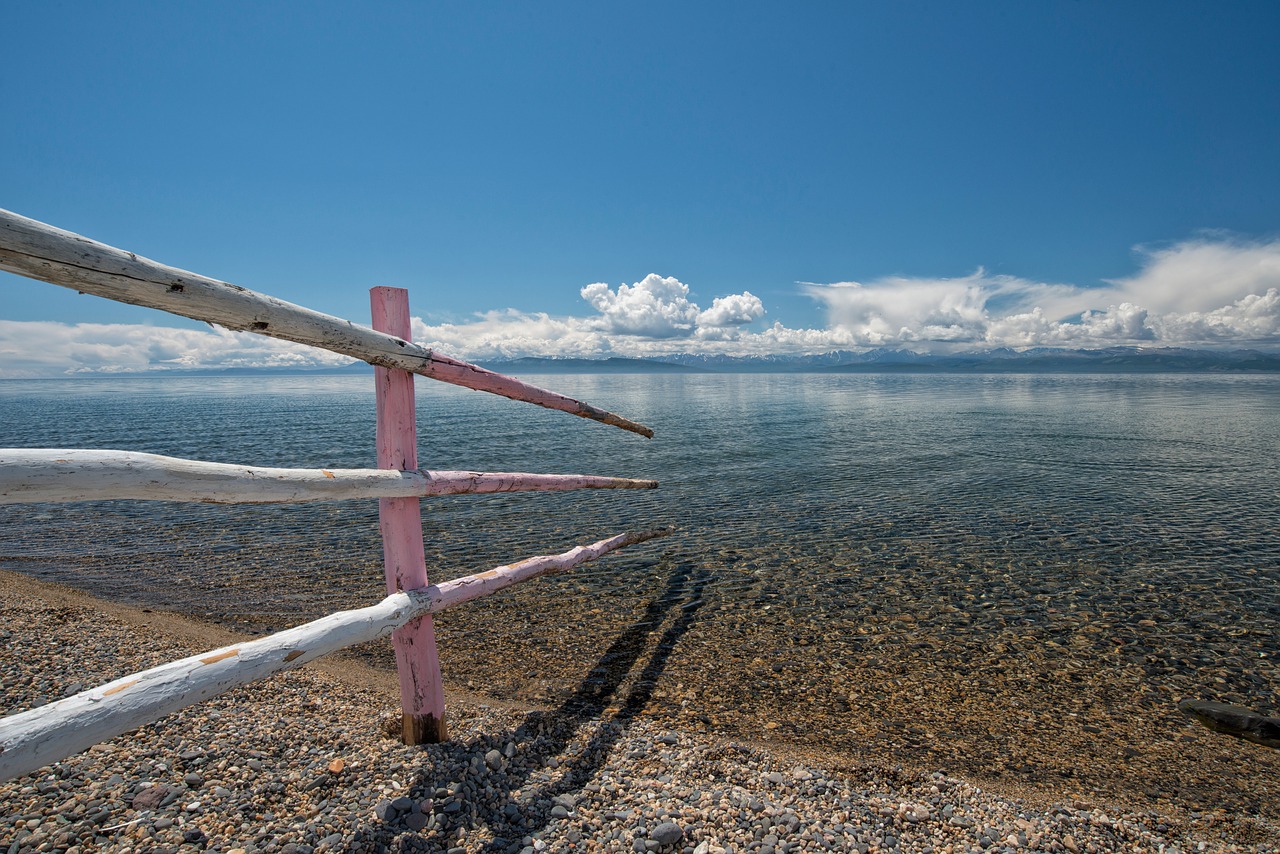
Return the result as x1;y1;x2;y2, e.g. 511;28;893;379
0;449;657;504
0;210;666;781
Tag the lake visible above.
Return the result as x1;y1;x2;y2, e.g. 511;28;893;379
2;372;1278;819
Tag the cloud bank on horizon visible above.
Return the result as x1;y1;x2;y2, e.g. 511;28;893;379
3;236;1279;377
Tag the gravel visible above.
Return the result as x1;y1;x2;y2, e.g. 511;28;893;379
2;575;1276;853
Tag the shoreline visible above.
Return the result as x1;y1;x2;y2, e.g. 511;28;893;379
1;570;1275;853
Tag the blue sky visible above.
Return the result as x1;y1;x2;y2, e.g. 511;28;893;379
3;2;1280;374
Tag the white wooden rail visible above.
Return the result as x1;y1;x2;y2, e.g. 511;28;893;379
0;208;667;776
0;449;657;504
0;209;653;437
0;528;671;782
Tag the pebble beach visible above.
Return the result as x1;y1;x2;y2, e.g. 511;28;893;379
3;571;1277;854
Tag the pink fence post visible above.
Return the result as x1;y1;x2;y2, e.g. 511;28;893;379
371;286;448;744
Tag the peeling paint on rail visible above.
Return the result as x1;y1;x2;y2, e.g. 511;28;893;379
102;680;139;697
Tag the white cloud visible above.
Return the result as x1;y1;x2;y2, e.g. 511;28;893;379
1102;238;1280;314
801;271;1094;349
801;237;1280;351
697;292;766;329
580;274;700;337
409;277;768;358
4;238;1280;376
410;310;614;359
1155;288;1280;345
0;320;353;378
412;275;773;357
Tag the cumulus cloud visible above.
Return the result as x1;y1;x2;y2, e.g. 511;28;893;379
697;292;766;329
1155;288;1280;345
580;274;701;337
801;237;1280;351
5;237;1280;376
411;276;771;357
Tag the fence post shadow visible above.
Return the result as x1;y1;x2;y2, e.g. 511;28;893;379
368;559;712;851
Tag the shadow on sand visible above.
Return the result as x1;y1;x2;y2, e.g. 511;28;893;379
363;558;712;852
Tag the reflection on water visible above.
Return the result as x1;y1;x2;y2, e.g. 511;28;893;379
2;372;1279;817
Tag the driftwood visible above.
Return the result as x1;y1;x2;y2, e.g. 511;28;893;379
0;527;671;782
0;449;657;504
0;209;653;438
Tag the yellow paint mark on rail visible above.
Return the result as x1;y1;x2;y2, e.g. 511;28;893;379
283;650;305;662
322;470;335;478
200;649;239;665
103;680;139;696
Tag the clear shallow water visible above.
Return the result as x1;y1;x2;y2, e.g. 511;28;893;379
2;372;1279;813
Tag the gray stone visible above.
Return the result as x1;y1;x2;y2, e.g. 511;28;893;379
131;785;172;809
1179;699;1280;749
650;821;684;846
486;749;505;770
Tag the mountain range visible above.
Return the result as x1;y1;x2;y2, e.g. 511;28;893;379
481;348;1280;374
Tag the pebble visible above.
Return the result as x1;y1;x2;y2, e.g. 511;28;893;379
0;580;1270;853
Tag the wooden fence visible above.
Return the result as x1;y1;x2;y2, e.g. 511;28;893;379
0;209;667;782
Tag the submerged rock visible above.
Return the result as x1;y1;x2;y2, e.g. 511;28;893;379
1178;699;1280;749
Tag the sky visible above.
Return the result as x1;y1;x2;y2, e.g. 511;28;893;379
3;1;1280;375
